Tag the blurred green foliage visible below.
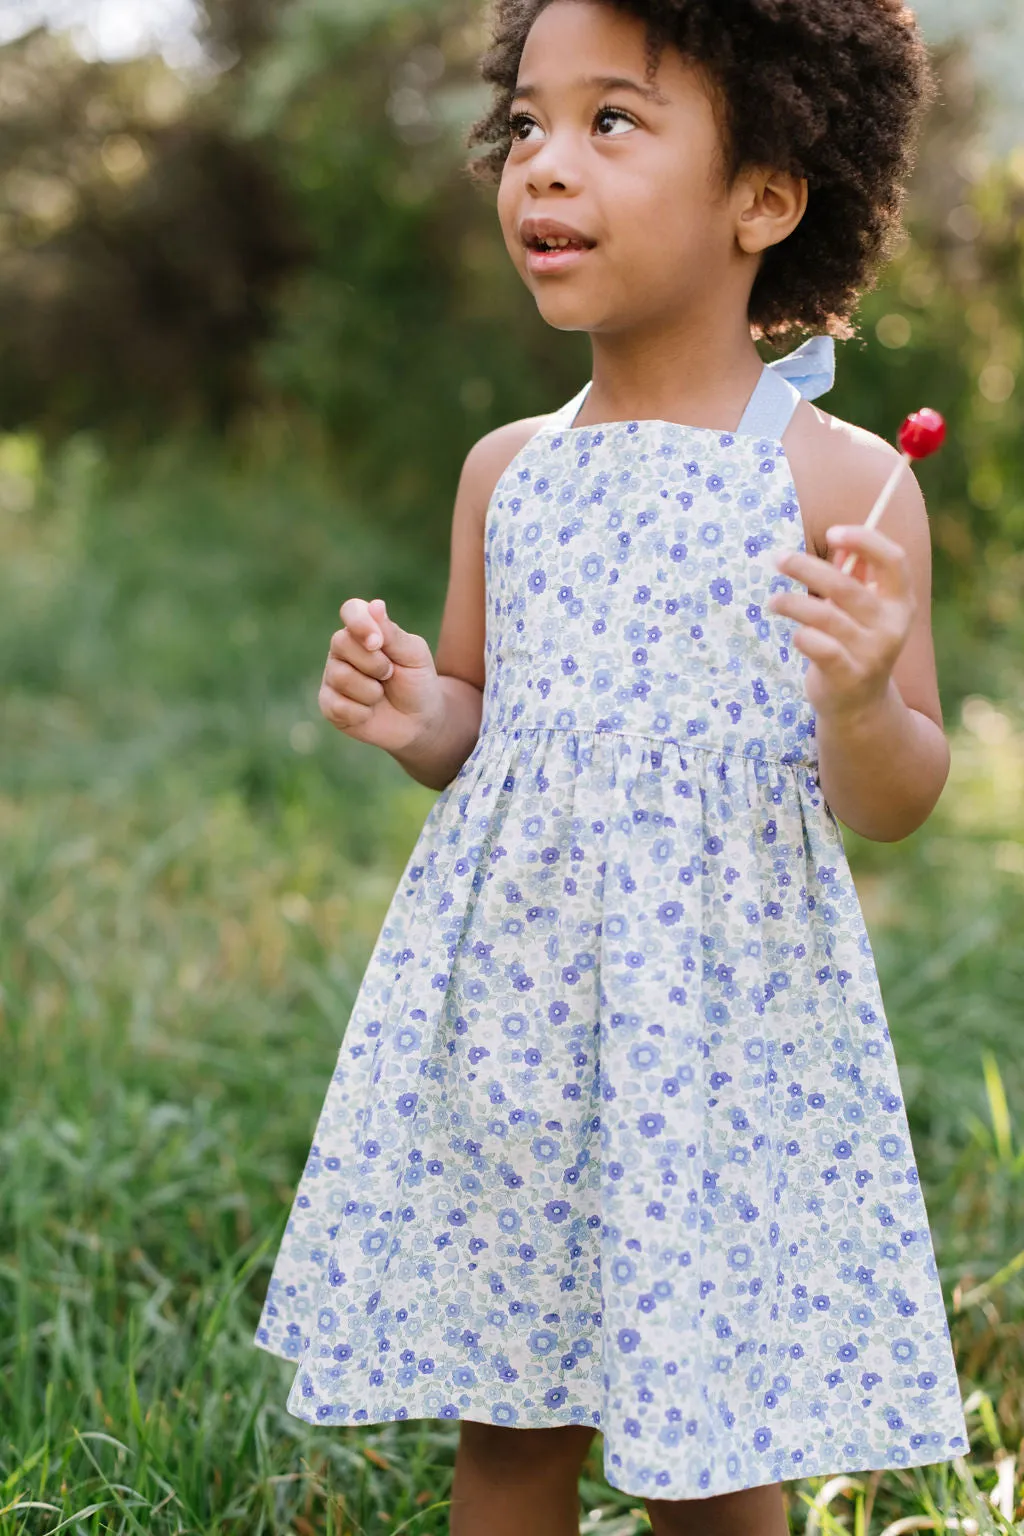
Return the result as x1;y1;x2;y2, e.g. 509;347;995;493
0;32;305;439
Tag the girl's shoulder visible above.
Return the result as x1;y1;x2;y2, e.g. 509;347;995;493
458;412;555;515
784;400;923;560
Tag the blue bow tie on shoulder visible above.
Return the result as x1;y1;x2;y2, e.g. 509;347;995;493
764;334;835;402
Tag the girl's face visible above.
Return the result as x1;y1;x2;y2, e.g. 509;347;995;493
497;0;756;336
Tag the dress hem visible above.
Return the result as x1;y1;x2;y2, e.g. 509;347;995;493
257;1331;969;1504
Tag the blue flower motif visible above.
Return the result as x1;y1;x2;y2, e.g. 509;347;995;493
544;1200;571;1223
638;1113;666;1138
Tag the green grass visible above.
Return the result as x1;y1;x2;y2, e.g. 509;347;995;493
2;432;1024;1533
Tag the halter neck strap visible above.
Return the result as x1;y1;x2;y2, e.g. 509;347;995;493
736;334;836;440
735;368;803;440
547;334;836;438
547;383;592;432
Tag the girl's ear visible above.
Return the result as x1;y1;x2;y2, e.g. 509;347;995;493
735;168;809;255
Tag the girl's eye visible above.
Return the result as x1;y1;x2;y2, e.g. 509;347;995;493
508;112;541;143
594;106;636;136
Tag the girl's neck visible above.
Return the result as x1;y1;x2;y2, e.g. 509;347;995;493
580;306;766;433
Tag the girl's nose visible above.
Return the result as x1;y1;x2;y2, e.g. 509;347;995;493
525;134;583;197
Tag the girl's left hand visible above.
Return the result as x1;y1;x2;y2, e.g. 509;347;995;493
767;523;917;720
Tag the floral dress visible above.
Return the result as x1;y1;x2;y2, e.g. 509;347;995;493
255;336;969;1500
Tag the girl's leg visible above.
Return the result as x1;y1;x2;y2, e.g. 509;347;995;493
646;1482;789;1536
449;1422;597;1536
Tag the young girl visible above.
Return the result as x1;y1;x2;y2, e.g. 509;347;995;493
255;1;970;1530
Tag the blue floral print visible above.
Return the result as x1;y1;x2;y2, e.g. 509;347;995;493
255;371;968;1500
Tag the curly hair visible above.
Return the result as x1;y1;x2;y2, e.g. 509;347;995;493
468;0;934;341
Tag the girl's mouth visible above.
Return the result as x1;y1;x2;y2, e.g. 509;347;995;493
524;236;593;275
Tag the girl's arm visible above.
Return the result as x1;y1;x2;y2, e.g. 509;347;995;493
387;414;550;792
774;409;950;843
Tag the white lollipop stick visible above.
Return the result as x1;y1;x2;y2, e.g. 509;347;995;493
838;454;910;576
836;408;946;577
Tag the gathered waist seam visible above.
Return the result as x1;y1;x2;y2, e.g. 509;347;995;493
477;721;817;770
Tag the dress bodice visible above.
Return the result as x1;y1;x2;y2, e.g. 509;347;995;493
479;335;837;771
481;416;818;770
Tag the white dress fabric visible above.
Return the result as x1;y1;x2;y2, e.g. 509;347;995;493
255;338;969;1499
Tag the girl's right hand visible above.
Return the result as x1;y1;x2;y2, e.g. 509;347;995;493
319;597;445;755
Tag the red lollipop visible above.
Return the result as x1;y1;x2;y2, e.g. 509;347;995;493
899;408;947;460
839;406;946;575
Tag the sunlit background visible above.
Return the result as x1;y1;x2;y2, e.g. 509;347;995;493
0;1;203;64
1;2;1023;1532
